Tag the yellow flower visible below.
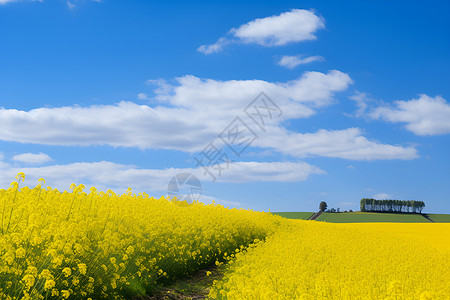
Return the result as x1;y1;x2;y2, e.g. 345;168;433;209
61;290;70;299
44;279;56;290
16;247;26;258
62;267;72;277
15;172;25;181
126;246;135;255
22;275;35;287
40;269;54;280
78;263;87;275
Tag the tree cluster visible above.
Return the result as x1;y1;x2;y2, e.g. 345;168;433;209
360;198;425;213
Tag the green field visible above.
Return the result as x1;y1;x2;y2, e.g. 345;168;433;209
272;211;450;223
426;214;450;223
316;212;430;223
271;212;314;220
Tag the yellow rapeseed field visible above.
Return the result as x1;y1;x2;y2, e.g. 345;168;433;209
1;173;449;299
209;220;450;299
0;173;279;299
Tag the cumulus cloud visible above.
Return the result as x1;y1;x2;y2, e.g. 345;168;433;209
254;127;418;160
12;152;52;164
277;55;324;69
0;70;351;150
0;160;325;194
198;9;325;54
0;70;417;160
370;94;450;136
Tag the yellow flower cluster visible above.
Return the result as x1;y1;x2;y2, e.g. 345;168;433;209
0;173;278;299
209;220;450;299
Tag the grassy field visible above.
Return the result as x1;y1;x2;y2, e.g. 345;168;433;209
271;212;314;220
273;211;450;223
316;212;430;222
426;214;450;223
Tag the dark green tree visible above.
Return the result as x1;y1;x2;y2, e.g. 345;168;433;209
319;201;328;212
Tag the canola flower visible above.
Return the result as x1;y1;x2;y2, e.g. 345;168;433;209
0;173;279;299
209;220;450;299
2;172;449;299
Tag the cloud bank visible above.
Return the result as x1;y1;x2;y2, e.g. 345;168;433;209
0;71;417;160
0;160;325;193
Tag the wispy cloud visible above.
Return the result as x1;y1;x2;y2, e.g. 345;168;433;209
137;93;148;100
0;0;42;5
348;91;372;117
372;193;393;200
277;55;324;69
198;9;325;54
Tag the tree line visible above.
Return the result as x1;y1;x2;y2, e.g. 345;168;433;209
360;198;425;213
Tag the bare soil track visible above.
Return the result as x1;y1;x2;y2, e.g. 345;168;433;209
137;266;222;300
308;211;322;220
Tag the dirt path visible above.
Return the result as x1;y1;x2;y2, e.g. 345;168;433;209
308;211;322;220
138;265;223;300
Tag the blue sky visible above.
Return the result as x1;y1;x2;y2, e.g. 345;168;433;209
0;0;449;213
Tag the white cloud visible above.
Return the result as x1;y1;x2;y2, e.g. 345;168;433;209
254;127;418;160
370;94;450;136
199;195;242;208
198;9;324;54
66;0;101;9
372;193;393;200
0;0;41;4
12;152;52;164
0;160;324;193
197;37;230;55
277;55;324;69
66;0;75;9
137;93;148;100
0;71;417;160
349;91;372;117
0;70;350;150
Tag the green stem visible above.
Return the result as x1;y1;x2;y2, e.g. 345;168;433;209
1;191;6;234
66;192;77;221
6;180;21;235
